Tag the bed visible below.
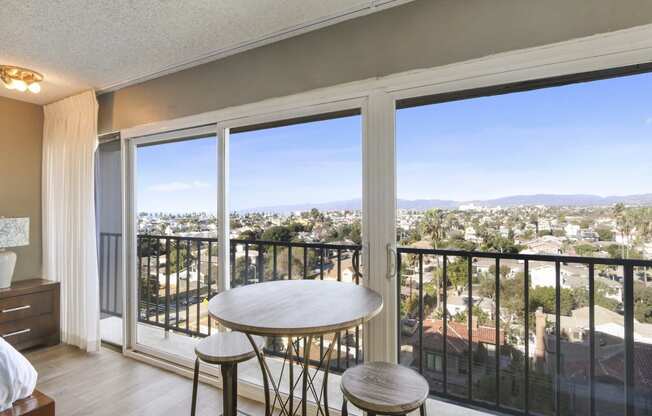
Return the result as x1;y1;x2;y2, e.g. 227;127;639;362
0;338;54;415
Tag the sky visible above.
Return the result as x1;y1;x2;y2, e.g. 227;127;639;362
136;71;652;213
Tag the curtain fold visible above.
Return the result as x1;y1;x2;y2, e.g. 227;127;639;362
42;90;100;352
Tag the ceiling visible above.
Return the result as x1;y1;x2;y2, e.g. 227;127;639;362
0;0;410;105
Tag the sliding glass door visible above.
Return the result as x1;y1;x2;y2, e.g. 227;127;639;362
129;128;218;362
121;101;385;378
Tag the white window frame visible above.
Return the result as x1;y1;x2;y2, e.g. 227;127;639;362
116;21;652;395
123;125;218;368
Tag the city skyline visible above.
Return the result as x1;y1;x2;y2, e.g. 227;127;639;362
136;71;652;214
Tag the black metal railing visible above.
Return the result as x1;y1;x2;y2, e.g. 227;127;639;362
99;232;122;317
133;234;363;373
397;247;652;416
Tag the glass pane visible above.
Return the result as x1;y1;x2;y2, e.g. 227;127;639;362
229;114;363;372
97;139;123;346
396;70;652;415
135;135;218;360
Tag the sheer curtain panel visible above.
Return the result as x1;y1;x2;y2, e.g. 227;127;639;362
42;90;100;352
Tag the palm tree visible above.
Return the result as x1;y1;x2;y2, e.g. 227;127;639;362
419;209;448;311
420;209;446;249
614;203;632;258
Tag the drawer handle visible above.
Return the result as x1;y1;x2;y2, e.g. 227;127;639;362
2;328;31;338
2;305;31;313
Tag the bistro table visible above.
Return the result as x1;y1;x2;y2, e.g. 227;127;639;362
208;279;383;416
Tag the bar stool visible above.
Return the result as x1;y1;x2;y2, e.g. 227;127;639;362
191;331;264;416
341;362;429;416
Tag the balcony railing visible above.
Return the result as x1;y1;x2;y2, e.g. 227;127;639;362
99;233;363;373
99;232;122;318
99;232;652;414
397;247;652;416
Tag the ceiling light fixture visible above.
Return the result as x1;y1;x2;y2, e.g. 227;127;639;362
0;65;43;94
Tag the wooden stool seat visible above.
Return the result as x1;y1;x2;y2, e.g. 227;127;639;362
191;332;264;416
195;331;264;364
341;362;429;416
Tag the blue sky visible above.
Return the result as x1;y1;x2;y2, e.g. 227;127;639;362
137;72;652;213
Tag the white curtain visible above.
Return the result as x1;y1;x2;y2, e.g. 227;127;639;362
42;90;100;352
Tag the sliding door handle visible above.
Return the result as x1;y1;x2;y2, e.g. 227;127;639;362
387;243;397;280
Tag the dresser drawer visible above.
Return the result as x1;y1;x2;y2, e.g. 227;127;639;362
0;314;57;347
0;291;53;324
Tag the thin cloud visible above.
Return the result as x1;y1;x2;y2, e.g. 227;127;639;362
645;117;652;125
148;181;210;192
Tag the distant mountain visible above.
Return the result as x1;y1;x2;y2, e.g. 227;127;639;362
238;193;652;213
473;193;652;207
239;199;363;214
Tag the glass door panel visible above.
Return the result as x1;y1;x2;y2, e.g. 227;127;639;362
133;134;218;361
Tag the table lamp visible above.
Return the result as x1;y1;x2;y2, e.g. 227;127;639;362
0;217;30;289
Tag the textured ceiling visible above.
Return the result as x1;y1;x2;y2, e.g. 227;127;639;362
0;0;410;105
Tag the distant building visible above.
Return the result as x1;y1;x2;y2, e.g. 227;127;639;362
464;226;479;242
535;306;652;414
405;318;505;395
580;229;599;242
565;223;581;239
520;235;563;256
530;265;571;288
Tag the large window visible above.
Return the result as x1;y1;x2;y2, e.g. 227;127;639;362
396;71;652;415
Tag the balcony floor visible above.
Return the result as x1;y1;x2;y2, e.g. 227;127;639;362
96;317;498;416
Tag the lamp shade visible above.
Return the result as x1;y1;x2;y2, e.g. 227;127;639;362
0;218;29;249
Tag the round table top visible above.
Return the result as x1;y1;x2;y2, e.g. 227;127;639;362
341;362;429;414
208;280;383;337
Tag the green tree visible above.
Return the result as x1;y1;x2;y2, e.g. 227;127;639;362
574;243;597;257
420;209;446;249
634;282;652;323
595;226;614;241
453;304;489;326
529;286;574;316
261;225;293;242
481;235;523;253
447;258;469;295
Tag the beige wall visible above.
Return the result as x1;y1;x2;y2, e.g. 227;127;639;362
98;0;652;133
0;96;43;281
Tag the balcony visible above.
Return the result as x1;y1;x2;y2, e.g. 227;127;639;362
99;233;652;415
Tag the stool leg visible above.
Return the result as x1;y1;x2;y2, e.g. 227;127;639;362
341;398;348;416
420;403;427;416
221;363;238;416
191;358;200;416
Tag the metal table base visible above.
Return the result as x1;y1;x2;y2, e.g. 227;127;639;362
247;333;341;416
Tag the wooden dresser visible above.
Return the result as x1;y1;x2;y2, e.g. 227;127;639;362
0;279;60;351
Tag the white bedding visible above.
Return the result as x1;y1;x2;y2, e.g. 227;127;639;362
0;337;37;412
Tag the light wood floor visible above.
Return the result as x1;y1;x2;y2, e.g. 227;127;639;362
26;345;265;416
25;344;492;416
